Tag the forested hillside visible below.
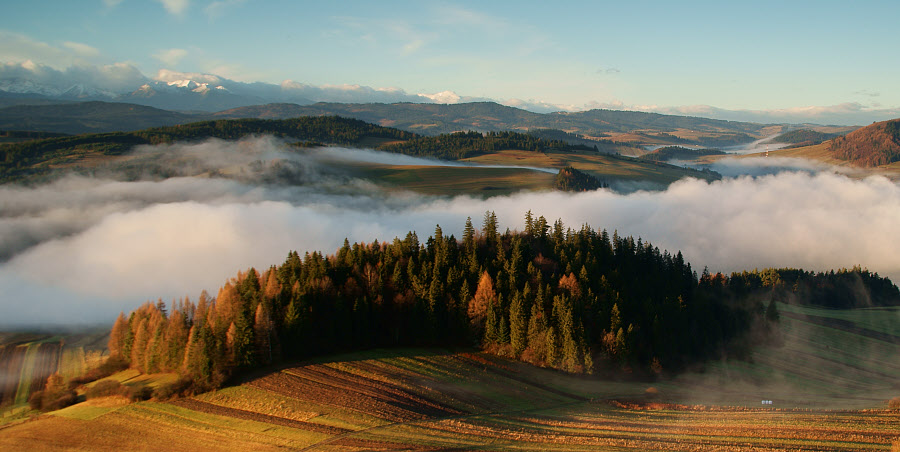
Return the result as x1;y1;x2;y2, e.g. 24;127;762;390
0;118;606;183
554;166;608;191
830;118;900;166
0;101;202;134
217;101;768;137
104;212;900;396
770;129;844;147
378;130;595;159
0;116;414;181
109;212;724;392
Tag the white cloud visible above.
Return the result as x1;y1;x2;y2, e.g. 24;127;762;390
0;31;102;68
204;0;245;19
62;41;101;58
157;0;189;16
0;60;146;94
154;68;221;84
280;80;435;103
402;38;425;55
153;48;188;67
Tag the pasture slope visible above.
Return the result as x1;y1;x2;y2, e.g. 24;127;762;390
1;304;898;451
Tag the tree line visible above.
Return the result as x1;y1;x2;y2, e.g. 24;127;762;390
378;131;598;160
0;116;415;181
108;212;890;394
0;119;604;183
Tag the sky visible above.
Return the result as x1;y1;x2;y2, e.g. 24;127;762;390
2;0;900;122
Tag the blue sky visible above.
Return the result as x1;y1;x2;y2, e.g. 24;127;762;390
2;0;899;118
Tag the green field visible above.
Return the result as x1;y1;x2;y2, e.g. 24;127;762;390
346;149;719;196
1;305;897;450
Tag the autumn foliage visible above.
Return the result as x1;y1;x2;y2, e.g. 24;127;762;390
110;212;897;394
830;118;900;167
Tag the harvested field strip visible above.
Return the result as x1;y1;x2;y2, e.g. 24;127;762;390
328;436;435;450
192;384;382;430
0;415;283;452
171;398;351;435
28;342;61;394
250;371;424;422
358;408;898;452
119;402;328;447
14;343;40;405
456;352;588;401
53;403;122;420
335;359;489;414
377;358;507;412
58;347;86;379
0;345;26;406
502;411;895;445
782;319;900;370
282;365;465;419
780;305;900;338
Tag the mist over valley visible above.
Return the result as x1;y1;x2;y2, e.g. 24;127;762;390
2;134;899;327
3;3;900;449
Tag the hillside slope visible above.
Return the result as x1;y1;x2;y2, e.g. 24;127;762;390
0;101;204;134
216;101;769;139
829;118;900;166
2;304;898;452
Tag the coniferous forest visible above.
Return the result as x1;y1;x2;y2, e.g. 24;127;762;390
108;212;898;394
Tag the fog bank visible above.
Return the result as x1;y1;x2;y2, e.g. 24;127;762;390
2;139;899;326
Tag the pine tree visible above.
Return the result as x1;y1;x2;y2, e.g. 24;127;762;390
509;291;528;358
165;308;189;371
130;316;151;373
546;326;560;367
524;210;535;237
254;301;274;364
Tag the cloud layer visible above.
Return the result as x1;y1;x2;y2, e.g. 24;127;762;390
1;138;899;326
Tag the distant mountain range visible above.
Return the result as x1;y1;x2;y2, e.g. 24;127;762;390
2;62;896;125
0;68;454;113
214;102;766;138
0;100;768;148
0;102;199;135
0;74;313;112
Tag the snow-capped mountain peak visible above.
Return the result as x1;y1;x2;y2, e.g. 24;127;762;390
133;79;229;96
419;90;462;104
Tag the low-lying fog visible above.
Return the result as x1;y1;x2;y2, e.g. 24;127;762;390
2;136;899;326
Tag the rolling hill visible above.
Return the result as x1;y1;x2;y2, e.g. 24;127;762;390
0;100;774;154
0;116;718;189
1;303;898;450
0;101;204;134
216;101;770;142
829;118;900;167
746;118;900;175
767;128;846;148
